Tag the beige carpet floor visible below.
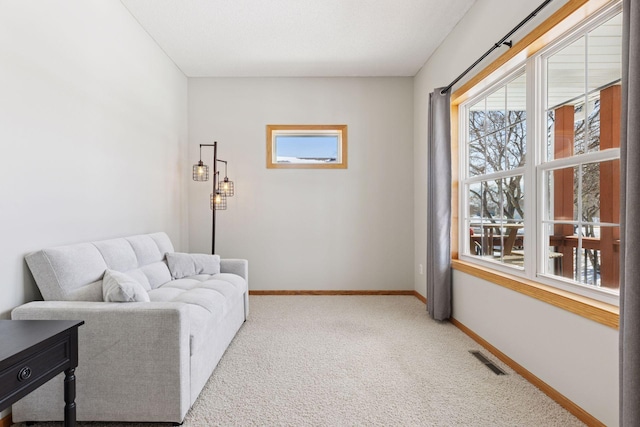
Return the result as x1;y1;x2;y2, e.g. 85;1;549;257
15;295;585;426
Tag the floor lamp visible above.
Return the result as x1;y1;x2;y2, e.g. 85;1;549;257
192;142;235;254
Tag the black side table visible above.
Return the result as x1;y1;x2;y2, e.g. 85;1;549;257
0;320;84;427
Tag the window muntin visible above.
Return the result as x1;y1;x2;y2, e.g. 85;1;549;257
460;4;622;299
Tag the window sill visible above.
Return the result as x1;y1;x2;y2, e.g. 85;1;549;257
451;259;619;329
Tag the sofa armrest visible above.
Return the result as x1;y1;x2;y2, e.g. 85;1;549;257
11;301;191;423
220;258;248;283
220;259;249;319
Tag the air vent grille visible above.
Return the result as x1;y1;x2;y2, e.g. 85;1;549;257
470;350;507;375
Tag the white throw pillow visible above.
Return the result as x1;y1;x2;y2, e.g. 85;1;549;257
102;269;150;302
165;252;221;279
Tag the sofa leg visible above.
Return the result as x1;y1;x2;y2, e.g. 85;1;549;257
243;293;248;322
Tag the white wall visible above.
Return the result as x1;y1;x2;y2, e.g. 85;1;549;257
413;0;571;297
414;1;618;425
0;1;188;320
188;77;414;291
454;271;618;426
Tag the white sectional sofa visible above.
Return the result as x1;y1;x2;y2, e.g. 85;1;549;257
11;232;248;424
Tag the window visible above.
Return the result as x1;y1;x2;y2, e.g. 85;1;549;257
459;2;622;301
266;125;347;169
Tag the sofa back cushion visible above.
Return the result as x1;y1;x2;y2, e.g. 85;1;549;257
25;232;174;301
166;253;221;279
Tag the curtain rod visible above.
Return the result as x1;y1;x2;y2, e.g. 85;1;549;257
440;0;554;95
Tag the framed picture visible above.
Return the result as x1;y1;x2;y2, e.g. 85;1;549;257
266;124;348;169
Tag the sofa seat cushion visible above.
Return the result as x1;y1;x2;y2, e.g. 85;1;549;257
147;273;247;355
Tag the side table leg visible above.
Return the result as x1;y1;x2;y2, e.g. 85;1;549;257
64;367;77;427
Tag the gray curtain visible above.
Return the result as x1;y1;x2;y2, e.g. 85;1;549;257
620;1;640;425
426;88;452;321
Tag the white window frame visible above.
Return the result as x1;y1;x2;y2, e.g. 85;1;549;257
458;1;622;306
459;67;529;276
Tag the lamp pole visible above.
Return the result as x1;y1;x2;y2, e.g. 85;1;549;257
212;141;217;254
197;142;218;254
194;141;232;255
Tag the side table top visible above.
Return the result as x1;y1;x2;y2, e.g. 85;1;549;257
0;320;84;362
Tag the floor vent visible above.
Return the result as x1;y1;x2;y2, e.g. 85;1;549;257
470;350;507;375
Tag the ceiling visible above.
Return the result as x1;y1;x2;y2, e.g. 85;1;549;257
120;0;476;77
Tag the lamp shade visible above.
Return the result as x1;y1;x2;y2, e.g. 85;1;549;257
210;191;227;210
219;177;235;197
193;161;209;181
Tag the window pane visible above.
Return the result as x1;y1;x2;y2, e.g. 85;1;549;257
574;225;618;289
547;103;580;161
469;183;482;219
599;159;620;225
507;73;527;124
502;175;525;221
505;73;527;170
468;183;483;256
485;130;505;173
483;180;501;221
548;166;578;221
469;99;486;141
546;110;555;162
573;102;587;155
469;138;485;177
486;86;506;133
548;36;586;109
585;13;622;156
545;223;566;276
500;177;525;266
586;94;601;153
580;162;600;222
546;221;578;280
506;122;526;170
546;36;586;162
275;135;340;164
575;242;599;287
587;13;622;93
598;225;620;289
478;180;501;259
